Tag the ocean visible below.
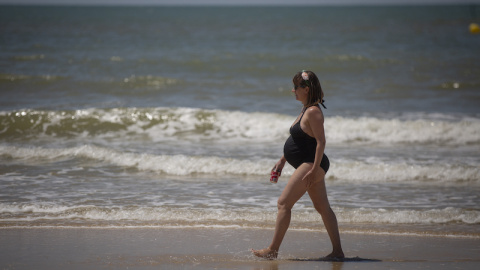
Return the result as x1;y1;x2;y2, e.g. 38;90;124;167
0;5;479;238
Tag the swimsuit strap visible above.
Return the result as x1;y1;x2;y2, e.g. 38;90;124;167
300;108;306;118
298;106;308;123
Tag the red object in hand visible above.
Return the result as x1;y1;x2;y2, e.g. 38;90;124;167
270;171;281;183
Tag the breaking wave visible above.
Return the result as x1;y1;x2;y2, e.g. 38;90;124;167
1;144;478;184
1;107;479;146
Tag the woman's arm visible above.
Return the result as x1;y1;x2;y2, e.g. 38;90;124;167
302;106;326;187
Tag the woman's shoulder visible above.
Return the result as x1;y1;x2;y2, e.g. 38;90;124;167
304;105;324;121
305;105;323;115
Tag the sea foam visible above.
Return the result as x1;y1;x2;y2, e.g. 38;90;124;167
1;107;478;146
1;145;478;184
1;203;478;227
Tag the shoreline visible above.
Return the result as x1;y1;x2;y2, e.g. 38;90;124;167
1;223;478;239
1;227;479;270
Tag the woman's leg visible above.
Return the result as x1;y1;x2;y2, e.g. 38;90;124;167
252;163;313;259
307;169;344;258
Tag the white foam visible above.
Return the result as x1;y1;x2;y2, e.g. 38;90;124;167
2;107;478;146
336;207;480;225
325;115;480;146
0;145;278;176
1;144;478;184
328;160;480;184
105;108;480;146
1;203;478;226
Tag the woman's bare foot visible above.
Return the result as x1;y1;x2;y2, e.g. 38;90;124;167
325;250;345;260
251;248;278;259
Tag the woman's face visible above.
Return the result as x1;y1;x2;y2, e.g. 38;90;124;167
292;85;309;104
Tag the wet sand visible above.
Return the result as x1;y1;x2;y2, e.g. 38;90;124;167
1;227;479;270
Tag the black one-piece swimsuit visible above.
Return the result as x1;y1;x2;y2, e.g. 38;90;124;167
283;107;330;173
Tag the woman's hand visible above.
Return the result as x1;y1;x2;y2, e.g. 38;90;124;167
272;158;286;175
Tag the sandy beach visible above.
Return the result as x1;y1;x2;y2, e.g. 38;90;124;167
1;227;478;270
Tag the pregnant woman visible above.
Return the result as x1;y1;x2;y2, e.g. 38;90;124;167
252;70;344;260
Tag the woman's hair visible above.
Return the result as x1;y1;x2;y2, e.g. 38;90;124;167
293;70;325;108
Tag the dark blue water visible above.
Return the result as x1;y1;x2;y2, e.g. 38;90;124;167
1;5;479;115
